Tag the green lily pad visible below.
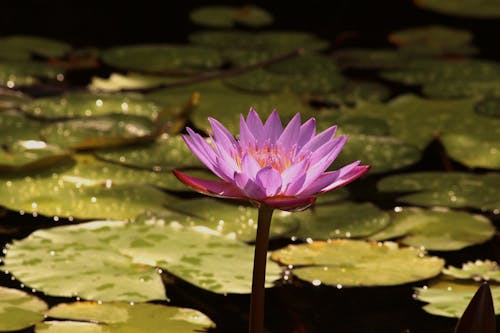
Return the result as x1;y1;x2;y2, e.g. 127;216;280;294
89;73;175;92
414;0;500;18
139;197;300;242
291;202;390;240
266;54;341;76
0;140;69;170
314;81;391;105
332;48;410;69
369;207;495;251
414;280;500;318
0;112;42;144
2;220;282;300
190;5;273;28
440;133;500;169
101;45;223;74
189;31;329;53
423;80;500;98
443;260;500;282
271;240;444;287
24;92;162;120
0;286;47;331
475;98;500;118
37;302;214;333
377;172;500;212
0;91;32;109
0;35;71;61
40;114;156;150
388;25;477;56
94;136;202;171
0;61;64;87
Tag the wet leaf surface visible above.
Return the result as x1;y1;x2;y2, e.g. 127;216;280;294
444;260;500;282
190;5;273;28
0;286;47;331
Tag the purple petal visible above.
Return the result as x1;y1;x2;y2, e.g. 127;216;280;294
318;163;370;194
173;169;245;199
299;125;337;153
309;135;347;166
245;107;264;139
255;166;282;197
239;114;257;147
281;159;309;195
263;110;283;143
208;117;237;154
240;153;261;179
182;129;221;176
297;118;316;150
277;113;301;149
264;196;316;212
234;172;266;199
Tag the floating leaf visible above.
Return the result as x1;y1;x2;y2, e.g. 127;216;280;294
369;207;495;251
440;133;500;169
40;114;156;149
37;302;214;333
271;240;444;287
0;35;71;61
291;202;390;240
94;136;202;171
101;45;223;74
190;5;273;28
314;81;391;105
475;98;500;118
388;25;476;56
2;220;282;300
377;172;500;211
414;280;500;318
140;197;300;242
332;48;410;69
423;80;500;98
24;92;162;120
0;61;63;87
0;112;42;144
455;282;496;333
414;0;500;18
444;260;500;282
0;140;69;171
0;286;47;331
89;73;174;92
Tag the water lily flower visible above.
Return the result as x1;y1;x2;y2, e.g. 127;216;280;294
173;108;369;211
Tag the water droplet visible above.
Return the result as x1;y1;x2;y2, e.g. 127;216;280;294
32;288;37;293
56;73;65;81
32;212;38;217
20;284;24;288
157;268;163;274
447;286;453;291
394;206;403;213
290;236;297;241
31;202;38;209
121;102;129;110
90;197;97;203
129;301;135;306
105;179;113;188
95;99;103;107
6;80;15;88
10;276;15;281
53;216;59;222
97;300;103;304
306;237;313;244
5;181;12;187
49;250;56;256
312;280;321;286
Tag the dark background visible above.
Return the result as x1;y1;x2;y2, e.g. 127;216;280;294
1;0;499;58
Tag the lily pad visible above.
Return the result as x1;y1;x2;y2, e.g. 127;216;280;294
0;140;69;170
291;202;390;240
40;114;156;150
139;197;300;242
271;240;444;287
369;207;495;251
332;48;410;69
377;172;500;212
0;61;64;88
314;81;391;105
443;260;500;282
0;286;47;331
0;35;71;61
0;112;42;144
388;25;477;56
190;5;273;28
440;133;500;169
475;98;500;118
24;92;162;120
94;136;202;171
423;80;500;98
2;220;282;300
101;45;223;74
415;280;500;318
37;302;214;333
89;73;174;92
414;0;500;18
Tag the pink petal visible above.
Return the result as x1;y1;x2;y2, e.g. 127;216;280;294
255;166;282;197
297;118;316;150
172;169;245;199
263;110;283;143
281;159;309;195
263;196;316;211
208;117;237;154
308;135;347;166
277;113;301;149
241;153;261;179
239;114;257;147
234;172;266;199
245;107;264;139
299;125;337;153
182;130;223;178
318;164;370;194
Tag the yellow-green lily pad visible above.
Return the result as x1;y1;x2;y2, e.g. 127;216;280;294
369;207;495;251
475;98;500;118
0;61;64;88
0;35;71;61
0;140;69;171
37;302;214;333
377;172;500;211
443;260;500;282
0;286;47;332
189;5;273;28
89;73;175;92
0;112;42;144
440;132;500;169
271;240;444;287
414;0;500;18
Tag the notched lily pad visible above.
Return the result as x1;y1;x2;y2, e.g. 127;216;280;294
101;44;223;74
0;286;48;331
377;172;500;211
292;202;390;240
369;207;495;251
444;260;500;282
414;280;500;318
37;302;214;333
190;5;273;28
271;240;444;287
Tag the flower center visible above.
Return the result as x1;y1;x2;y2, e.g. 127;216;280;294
239;143;298;173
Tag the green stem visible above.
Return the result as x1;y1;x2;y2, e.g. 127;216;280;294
249;205;274;333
